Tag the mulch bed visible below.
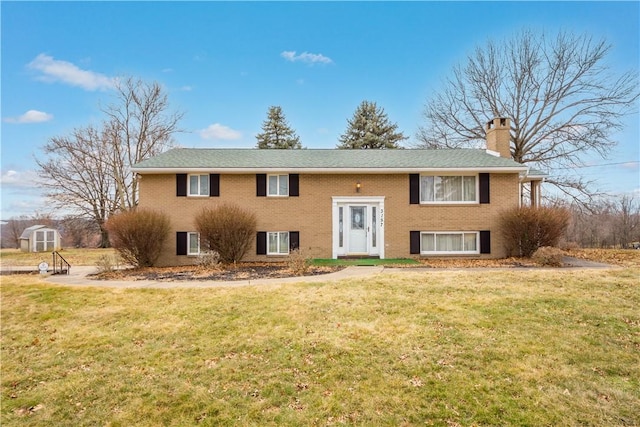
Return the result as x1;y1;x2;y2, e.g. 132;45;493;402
91;263;344;282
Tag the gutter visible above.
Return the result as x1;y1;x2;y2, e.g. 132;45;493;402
132;166;529;174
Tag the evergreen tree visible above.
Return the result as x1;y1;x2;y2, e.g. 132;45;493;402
337;101;407;149
255;106;302;149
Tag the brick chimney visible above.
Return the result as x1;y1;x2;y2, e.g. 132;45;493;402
486;117;511;158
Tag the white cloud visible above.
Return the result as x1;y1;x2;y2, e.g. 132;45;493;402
180;85;193;91
280;51;333;65
4;110;53;124
27;53;116;91
1;169;38;186
199;123;242;140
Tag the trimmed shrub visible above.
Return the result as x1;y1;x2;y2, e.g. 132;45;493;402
287;248;311;276
500;206;570;257
106;209;171;267
196;250;220;269
194;204;257;264
95;253;122;273
532;246;565;267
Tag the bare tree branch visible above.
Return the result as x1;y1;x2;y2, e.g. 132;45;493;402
417;30;639;207
36;77;183;246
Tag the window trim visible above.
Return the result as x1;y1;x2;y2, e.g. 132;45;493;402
420;231;480;255
187;232;200;256
267;174;289;197
267;231;290;255
419;174;479;204
187;174;210;197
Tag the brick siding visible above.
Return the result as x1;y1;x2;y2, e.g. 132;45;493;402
138;172;520;266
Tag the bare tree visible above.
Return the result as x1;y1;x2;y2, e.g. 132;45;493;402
60;215;101;248
613;195;640;247
1;216;31;249
417;30;638;205
561;194;640;248
36;77;183;246
37;125;118;247
102;77;184;209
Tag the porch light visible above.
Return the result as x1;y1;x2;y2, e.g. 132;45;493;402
356;181;361;193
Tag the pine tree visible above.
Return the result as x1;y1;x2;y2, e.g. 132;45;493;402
337;101;407;149
255;106;302;149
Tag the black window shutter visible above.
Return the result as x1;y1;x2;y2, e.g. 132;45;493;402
256;174;266;197
289;231;300;251
410;231;421;254
256;232;267;255
289;174;299;197
409;174;420;204
480;230;491;254
176;232;188;255
176;174;187;197
209;174;220;197
479;173;490;204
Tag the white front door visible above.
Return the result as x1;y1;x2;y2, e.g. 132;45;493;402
332;197;385;258
348;206;367;253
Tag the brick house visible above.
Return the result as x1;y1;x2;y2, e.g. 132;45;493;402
132;118;544;266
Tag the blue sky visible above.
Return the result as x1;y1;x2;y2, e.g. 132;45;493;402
1;1;638;219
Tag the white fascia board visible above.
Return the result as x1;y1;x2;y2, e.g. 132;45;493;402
520;174;546;182
132;166;528;174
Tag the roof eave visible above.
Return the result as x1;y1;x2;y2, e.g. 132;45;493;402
132;166;528;174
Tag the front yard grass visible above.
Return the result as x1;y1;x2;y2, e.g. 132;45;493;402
0;248;117;268
2;268;639;426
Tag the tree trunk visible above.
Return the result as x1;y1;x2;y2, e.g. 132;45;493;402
99;226;111;248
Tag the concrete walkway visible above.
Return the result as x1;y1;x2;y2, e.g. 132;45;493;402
2;256;618;289
43;265;386;289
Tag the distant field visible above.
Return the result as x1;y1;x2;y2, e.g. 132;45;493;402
1;268;638;426
0;248;116;268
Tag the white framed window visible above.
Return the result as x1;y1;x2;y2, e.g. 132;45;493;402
267;231;289;255
188;232;200;256
268;174;289;196
420;175;477;203
420;232;479;255
188;174;209;196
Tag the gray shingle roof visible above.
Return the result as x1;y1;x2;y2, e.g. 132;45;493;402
19;225;48;240
132;148;529;172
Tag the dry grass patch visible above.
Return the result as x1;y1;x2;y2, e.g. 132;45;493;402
2;269;639;426
566;248;640;267
0;248;117;268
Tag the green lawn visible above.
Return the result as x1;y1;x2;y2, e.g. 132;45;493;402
2;268;639;426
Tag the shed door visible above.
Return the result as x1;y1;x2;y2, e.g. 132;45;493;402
34;230;56;252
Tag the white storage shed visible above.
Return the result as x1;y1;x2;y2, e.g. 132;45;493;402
19;225;61;252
